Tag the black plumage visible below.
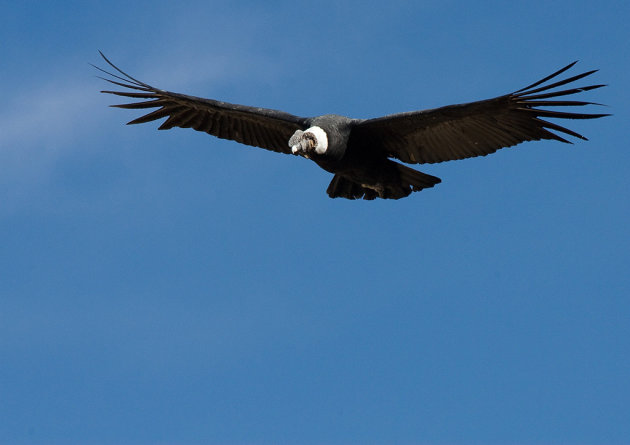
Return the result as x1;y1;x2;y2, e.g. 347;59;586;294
95;52;608;200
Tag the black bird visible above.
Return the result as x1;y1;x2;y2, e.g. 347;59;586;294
95;52;608;200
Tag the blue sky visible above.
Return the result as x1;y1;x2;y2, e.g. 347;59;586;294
1;1;629;444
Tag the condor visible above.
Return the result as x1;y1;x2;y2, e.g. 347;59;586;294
96;52;608;200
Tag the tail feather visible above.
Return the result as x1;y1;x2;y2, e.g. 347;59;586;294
326;174;377;200
326;163;441;200
395;163;441;192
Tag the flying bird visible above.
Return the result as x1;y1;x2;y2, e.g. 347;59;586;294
95;52;608;200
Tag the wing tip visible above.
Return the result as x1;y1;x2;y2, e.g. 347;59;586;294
513;61;605;99
93;50;152;91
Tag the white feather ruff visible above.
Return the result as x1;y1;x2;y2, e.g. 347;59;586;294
305;126;328;154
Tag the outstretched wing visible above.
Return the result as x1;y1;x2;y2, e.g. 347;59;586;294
95;52;307;154
354;62;609;164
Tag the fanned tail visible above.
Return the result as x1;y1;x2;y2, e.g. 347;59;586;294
326;163;441;200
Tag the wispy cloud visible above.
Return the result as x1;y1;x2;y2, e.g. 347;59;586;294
0;2;287;214
0;45;281;168
0;80;104;206
1;56;275;153
0;42;285;216
0;81;101;151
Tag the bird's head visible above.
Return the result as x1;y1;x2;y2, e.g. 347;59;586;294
289;126;328;158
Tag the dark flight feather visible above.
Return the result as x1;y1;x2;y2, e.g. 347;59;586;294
97;52;306;154
354;62;609;164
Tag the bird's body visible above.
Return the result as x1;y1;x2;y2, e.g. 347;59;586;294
95;53;608;200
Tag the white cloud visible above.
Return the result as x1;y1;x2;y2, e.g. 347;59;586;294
1;48;281;154
0;46;285;215
2;83;103;149
0;81;99;201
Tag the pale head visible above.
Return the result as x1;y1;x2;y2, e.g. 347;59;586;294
289;126;328;157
